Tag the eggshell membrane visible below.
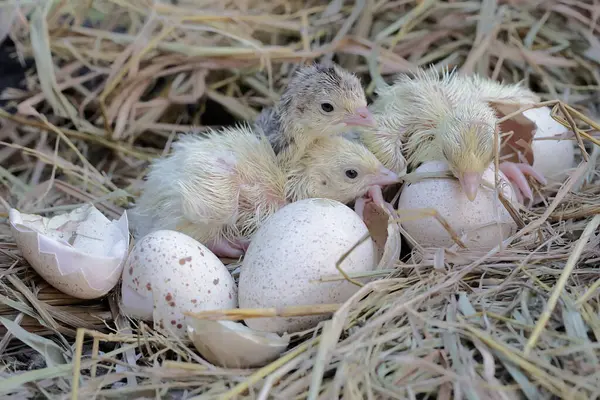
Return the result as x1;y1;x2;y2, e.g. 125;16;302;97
8;206;129;299
398;161;518;249
524;106;575;183
238;198;376;334
186;318;289;368
120;230;237;338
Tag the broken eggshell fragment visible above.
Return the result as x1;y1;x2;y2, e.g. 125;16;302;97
186;317;289;368
120;230;237;338
8;205;129;300
361;201;401;271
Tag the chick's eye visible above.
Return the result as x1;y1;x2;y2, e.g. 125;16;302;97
345;169;358;179
321;102;334;113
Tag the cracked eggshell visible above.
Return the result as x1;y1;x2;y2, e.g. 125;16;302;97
362;202;402;271
524;106;575;183
238;198;376;335
120;230;237;338
8;205;129;299
187;318;289;368
398;161;518;249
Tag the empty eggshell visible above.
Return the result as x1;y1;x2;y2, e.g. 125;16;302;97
524;106;575;183
120;230;237;338
9;205;129;299
398;161;518;249
238;198;376;335
186;317;289;368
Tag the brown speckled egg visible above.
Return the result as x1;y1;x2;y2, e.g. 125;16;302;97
120;230;237;338
238;198;376;335
398;161;518;249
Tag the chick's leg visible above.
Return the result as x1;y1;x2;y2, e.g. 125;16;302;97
499;161;547;201
206;237;245;259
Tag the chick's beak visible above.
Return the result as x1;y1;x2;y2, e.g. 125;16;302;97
371;166;399;186
458;171;483;202
342;106;376;128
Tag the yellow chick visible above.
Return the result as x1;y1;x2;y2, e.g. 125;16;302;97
362;66;546;202
130;125;398;258
286;135;399;217
255;61;376;165
129;125;286;259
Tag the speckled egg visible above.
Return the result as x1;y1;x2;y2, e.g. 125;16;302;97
120;230;237;338
398;161;518;249
238;198;376;335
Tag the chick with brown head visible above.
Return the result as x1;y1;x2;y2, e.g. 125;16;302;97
256;62;376;163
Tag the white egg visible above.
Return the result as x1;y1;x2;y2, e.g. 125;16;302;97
398;161;518;249
8;205;129;300
120;230;237;338
238;198;376;335
524;106;575;183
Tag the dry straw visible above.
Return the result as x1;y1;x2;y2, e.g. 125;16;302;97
1;0;600;398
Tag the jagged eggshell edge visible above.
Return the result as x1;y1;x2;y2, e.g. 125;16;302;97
8;206;130;300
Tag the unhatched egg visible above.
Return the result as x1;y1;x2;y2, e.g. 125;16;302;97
120;230;237;338
238;198;376;335
398;161;518;249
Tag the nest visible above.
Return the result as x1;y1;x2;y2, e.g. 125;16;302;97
1;0;600;398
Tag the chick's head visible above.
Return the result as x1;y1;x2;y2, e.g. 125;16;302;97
438;106;496;201
279;62;375;136
287;137;398;205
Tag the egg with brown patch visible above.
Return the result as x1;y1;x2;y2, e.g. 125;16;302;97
120;230;237;338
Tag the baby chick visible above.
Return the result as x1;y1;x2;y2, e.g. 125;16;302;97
255;61;376;164
129;125;286;259
362;66;546;202
286;135;399;216
130;125;398;259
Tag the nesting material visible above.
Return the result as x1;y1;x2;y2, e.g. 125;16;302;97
120;230;237;338
398;161;518;249
186;318;290;369
2;0;600;398
238;198;376;334
8;205;129;300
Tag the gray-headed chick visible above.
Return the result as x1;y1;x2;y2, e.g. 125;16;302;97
129;125;398;259
255;62;376;164
361;66;546;202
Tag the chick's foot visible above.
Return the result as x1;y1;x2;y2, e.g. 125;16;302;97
206;237;246;259
354;186;396;220
499;161;547;202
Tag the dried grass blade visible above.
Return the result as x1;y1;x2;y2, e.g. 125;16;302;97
0;315;68;366
524;214;600;355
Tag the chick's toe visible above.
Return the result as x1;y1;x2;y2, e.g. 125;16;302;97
499;161;546;202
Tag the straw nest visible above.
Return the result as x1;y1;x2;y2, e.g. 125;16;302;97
1;0;600;398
